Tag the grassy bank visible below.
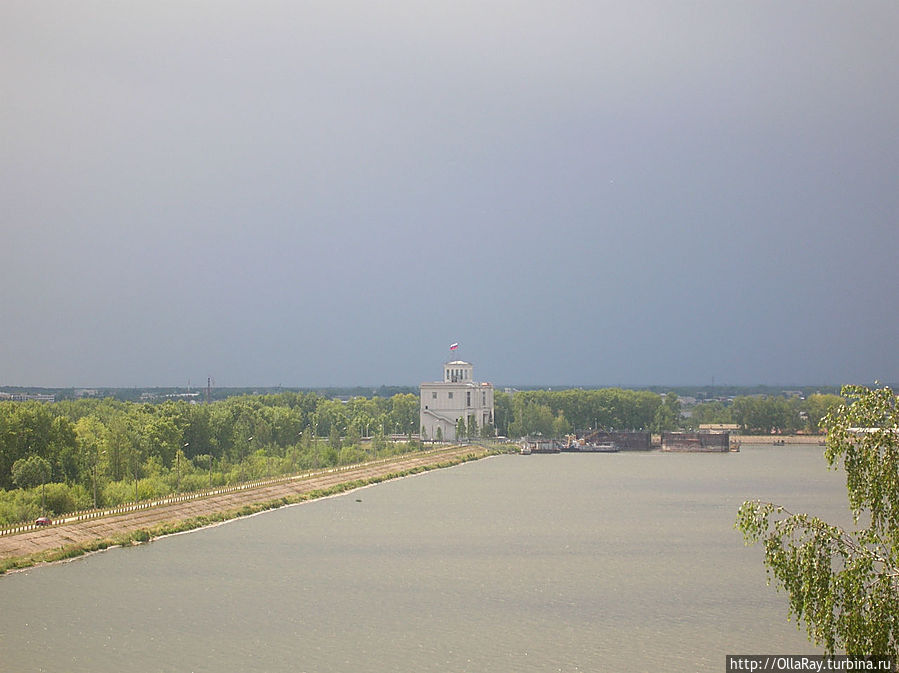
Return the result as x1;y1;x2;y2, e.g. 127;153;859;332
0;451;489;576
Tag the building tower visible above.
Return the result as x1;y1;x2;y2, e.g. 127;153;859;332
420;360;494;441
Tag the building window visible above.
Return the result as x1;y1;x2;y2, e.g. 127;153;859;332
432;392;437;399
448;392;453;399
482;391;486;405
466;391;471;407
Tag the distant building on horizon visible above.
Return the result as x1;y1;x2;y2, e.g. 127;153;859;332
0;391;55;403
420;360;494;441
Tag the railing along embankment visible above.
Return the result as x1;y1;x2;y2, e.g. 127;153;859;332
0;444;473;537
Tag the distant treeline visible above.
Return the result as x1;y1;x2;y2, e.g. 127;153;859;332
498;389;673;438
0;388;845;525
0;383;853;404
689;393;844;434
642;384;844;399
0;385;419;403
500;389;844;438
508;384;845;398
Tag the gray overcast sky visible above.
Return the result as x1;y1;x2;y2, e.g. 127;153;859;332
1;1;897;388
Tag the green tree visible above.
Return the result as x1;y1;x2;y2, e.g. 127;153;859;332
183;404;214;460
106;414;138;482
345;421;362;448
12;455;52;513
689;400;732;426
493;391;513;436
510;399;554;438
372;428;388;453
456;417;466;441
552;412;571;438
736;385;899;655
11;455;52;491
388;393;419;435
328;425;342;451
141;413;183;468
75;416;108;508
731;395;801;435
467;415;478;439
803;393;844;434
0;402;54;489
651;393;681;433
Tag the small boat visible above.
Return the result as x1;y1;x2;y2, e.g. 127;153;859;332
578;442;619;453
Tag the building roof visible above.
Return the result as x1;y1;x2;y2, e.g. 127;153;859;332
421;379;492;388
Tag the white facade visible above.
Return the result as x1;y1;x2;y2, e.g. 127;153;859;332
420;361;494;441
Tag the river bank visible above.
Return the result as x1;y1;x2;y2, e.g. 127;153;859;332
731;434;825;445
0;444;491;574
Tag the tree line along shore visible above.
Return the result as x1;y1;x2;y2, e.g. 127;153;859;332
0;388;843;527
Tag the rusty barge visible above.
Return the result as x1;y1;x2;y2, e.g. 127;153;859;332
661;432;733;452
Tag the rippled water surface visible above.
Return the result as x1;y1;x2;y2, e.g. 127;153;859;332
0;445;852;672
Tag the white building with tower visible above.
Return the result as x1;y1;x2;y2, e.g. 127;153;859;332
420;360;494;441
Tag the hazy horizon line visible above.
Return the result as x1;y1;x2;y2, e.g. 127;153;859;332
2;381;889;392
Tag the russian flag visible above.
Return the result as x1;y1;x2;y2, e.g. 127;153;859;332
449;342;459;351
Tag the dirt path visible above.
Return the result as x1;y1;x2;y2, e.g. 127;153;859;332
0;445;488;561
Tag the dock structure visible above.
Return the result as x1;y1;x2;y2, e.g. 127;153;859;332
661;432;730;452
581;430;652;451
520;437;560;454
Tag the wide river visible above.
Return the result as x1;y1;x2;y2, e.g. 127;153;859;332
0;444;853;672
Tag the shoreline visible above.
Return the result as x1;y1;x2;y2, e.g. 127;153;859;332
0;445;493;575
731;434;825;445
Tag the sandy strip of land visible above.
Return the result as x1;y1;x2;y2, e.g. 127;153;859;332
0;445;488;561
731;435;826;445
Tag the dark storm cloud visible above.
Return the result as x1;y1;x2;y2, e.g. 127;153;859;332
1;1;896;387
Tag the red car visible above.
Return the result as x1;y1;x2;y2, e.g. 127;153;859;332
34;516;52;526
